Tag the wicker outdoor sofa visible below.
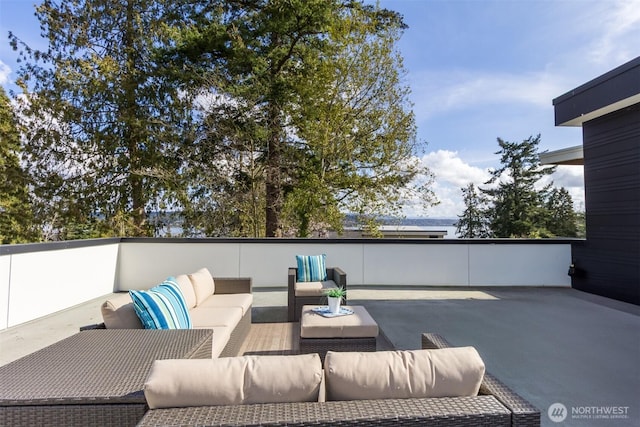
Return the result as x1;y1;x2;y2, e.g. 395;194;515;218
0;329;539;427
0;269;254;427
94;271;253;358
136;333;540;427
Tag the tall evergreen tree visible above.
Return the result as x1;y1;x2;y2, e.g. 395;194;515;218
9;0;193;238
165;0;435;237
456;183;491;238
0;87;37;244
544;187;578;237
482;135;556;237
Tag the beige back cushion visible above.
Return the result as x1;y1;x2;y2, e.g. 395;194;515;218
324;347;485;401
174;274;197;309
101;293;143;329
144;353;323;409
189;268;215;306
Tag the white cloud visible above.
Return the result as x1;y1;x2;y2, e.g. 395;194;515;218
586;0;640;66
422;150;491;188
403;150;585;218
0;61;10;85
401;150;491;218
412;70;569;119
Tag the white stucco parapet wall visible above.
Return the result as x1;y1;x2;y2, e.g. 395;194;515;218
1;238;574;329
115;239;573;289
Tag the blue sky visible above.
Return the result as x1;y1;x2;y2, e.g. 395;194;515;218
1;0;639;217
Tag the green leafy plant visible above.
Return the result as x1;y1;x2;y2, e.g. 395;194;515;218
325;286;347;300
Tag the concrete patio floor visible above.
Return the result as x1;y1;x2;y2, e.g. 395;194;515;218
1;286;638;427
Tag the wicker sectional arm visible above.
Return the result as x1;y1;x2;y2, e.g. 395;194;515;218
422;333;540;427
137;395;512;426
212;277;252;294
328;267;347;289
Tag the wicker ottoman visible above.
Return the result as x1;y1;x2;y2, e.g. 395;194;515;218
299;305;378;361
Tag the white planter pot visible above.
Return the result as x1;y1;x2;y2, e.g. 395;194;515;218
327;296;342;314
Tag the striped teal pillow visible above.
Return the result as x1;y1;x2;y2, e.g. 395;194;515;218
296;254;327;282
129;278;193;329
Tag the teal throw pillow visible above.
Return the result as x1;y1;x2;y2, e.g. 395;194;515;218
129;278;193;329
296;254;327;282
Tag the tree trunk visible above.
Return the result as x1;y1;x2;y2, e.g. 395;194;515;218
124;0;146;236
265;105;282;237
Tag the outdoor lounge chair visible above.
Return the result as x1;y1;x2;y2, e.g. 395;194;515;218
288;266;347;321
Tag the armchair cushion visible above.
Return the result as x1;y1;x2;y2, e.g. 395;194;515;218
296;254;327;282
129;279;193;330
294;280;338;297
324;347;485;401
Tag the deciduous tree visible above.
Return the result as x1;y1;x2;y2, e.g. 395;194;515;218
287;4;435;237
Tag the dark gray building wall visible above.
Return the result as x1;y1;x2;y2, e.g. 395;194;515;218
571;103;640;304
553;57;640;305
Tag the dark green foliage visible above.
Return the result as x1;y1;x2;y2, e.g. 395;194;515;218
0;87;37;243
479;135;579;238
166;0;435;237
6;0;436;240
544;187;578;237
456;183;491;238
9;0;193;238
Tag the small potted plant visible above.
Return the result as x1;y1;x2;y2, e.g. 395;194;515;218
325;287;347;314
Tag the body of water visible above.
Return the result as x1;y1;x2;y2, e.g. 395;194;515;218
157;215;460;238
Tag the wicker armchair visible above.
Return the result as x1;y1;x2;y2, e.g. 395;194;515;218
288;267;347;322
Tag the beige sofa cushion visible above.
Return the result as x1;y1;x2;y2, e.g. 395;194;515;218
196;293;253;315
324;347;485;401
174;274;197;309
295;280;337;297
101;293;143;329
189;268;215;306
189;306;243;329
144;354;323;409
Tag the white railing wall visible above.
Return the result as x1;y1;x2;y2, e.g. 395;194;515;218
0;242;119;329
116;241;572;289
1;239;573;330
